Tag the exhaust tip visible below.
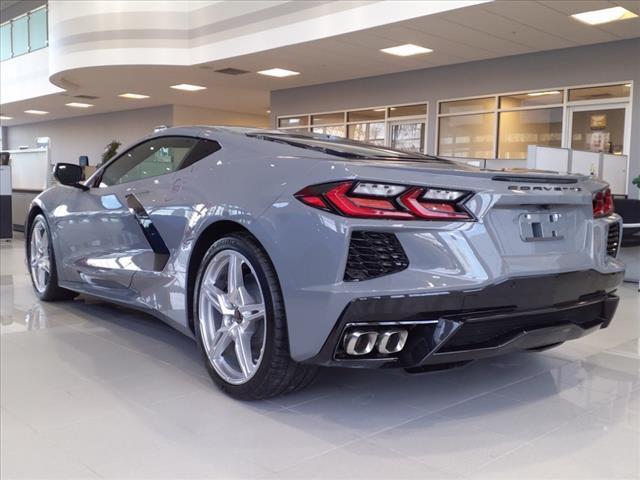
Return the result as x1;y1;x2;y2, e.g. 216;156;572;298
377;330;408;354
344;331;378;356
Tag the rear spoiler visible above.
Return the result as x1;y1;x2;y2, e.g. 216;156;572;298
492;174;578;184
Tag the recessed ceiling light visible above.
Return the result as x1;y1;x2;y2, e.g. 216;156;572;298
527;91;561;97
24;110;48;115
266;110;271;113
66;102;93;108
257;68;300;78
170;83;207;91
0;115;13;120
119;93;150;99
380;44;433;57
571;6;637;25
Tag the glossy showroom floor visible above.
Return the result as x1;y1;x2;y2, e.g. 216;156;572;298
1;237;638;479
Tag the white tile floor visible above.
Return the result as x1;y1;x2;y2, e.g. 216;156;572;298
1;237;638;479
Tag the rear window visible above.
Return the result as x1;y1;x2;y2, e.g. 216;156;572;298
246;132;454;164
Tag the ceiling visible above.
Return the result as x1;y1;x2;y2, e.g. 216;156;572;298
1;0;639;126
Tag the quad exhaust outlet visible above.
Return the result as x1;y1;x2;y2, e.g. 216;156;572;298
343;329;408;356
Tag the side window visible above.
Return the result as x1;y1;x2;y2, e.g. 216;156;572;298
99;136;198;187
179;139;222;170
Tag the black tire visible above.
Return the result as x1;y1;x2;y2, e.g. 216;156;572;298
194;232;318;400
27;214;78;302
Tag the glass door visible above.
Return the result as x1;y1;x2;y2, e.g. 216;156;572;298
568;104;629;155
388;120;426;153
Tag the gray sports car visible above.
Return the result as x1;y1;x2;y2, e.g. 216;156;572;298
27;126;624;399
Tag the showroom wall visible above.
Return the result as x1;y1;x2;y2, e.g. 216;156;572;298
271;38;640;194
173;105;268;128
5;105;269;166
5;106;173;166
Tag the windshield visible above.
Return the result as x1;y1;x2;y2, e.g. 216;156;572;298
246;131;454;164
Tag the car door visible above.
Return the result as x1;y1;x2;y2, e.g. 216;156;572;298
54;136;201;293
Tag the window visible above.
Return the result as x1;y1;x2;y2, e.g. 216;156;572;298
179;139;222;169
0;23;11;61
0;6;48;61
11;16;28;56
389;104;427;118
312;125;346;137
438;113;495;158
311;113;344;125
569;84;630;102
439;97;494;115
437;83;629;160
28;7;47;51
100;137;202;186
348;122;385;145
498;108;562;159
347;109;385;122
389;122;425;153
278;103;428;153
571;108;626;154
278;116;308;128
500;91;563;109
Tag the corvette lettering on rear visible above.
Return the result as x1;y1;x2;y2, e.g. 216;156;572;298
507;185;582;192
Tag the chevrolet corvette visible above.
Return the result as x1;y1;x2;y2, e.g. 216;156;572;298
26;127;624;399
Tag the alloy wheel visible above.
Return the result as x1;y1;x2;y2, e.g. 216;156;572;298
30;219;51;293
198;250;267;385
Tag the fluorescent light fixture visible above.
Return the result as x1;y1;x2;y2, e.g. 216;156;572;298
571;6;637;25
170;83;207;91
257;68;300;78
66;102;93;108
381;44;433;57
0;115;12;120
119;93;150;99
24;110;48;115
527;91;561;97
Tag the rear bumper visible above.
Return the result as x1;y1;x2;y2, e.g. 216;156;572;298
307;269;623;368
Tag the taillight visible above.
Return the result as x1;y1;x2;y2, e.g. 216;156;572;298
593;188;614;218
295;181;473;221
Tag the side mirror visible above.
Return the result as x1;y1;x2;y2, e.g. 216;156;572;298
53;163;88;190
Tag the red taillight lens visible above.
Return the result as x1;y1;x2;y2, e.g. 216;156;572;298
295;181;473;221
398;188;473;220
593;188;614;218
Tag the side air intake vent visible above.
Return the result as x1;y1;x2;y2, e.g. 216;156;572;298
344;232;409;282
607;222;620;258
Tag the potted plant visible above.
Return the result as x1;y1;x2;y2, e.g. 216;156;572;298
100;140;121;166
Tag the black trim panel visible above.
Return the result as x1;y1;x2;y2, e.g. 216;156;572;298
491;175;578;184
306;270;624;367
125;193;170;271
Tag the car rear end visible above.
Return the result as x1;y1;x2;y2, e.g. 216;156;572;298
249;135;624;370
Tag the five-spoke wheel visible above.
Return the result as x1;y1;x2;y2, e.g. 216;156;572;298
29;218;51;293
194;233;317;399
28;214;77;301
199;250;267;385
